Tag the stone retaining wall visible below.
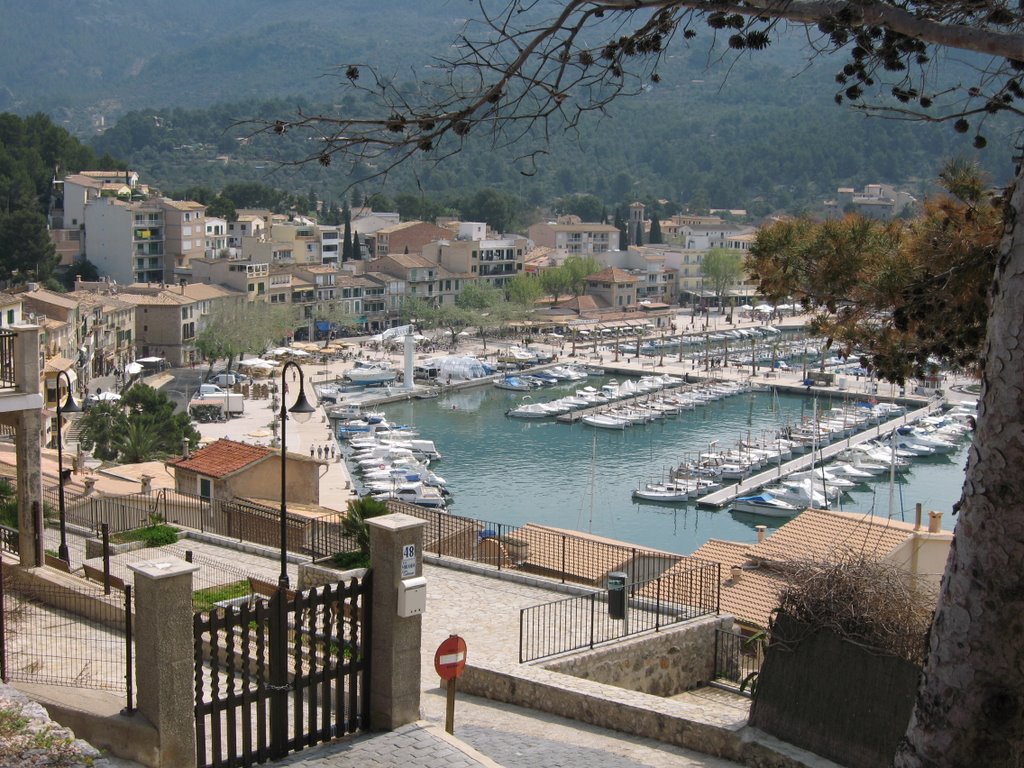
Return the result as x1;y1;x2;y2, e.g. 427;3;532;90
546;615;730;696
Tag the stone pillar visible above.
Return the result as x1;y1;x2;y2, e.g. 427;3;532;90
12;325;43;567
367;512;426;730
128;557;200;768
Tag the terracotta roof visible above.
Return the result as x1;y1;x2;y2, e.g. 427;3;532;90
554;295;600;313
166;438;274;479
21;288;79;309
43;356;77;373
381;253;438;269
548;223;620;233
646;538;784;629
748;508;922;566
586;267;640;284
516;522;678;584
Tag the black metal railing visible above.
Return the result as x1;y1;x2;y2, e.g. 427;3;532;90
0;523;17;555
0;330;15;389
0;560;134;711
384;502;684;587
519;563;721;663
713;628;765;696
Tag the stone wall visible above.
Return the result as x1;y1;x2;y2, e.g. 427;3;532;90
546;615;731;696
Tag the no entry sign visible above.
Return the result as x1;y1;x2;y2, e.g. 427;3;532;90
434;635;467;681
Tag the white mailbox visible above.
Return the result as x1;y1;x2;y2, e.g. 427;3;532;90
397;576;427;618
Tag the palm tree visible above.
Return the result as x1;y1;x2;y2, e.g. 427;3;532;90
341;496;390;555
78;402;129;461
113;420;163;464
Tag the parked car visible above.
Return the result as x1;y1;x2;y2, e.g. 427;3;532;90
207;371;251;388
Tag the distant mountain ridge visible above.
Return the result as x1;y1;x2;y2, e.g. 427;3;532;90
1;1;1012;212
0;0;454;120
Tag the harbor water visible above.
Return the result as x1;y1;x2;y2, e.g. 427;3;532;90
374;379;968;556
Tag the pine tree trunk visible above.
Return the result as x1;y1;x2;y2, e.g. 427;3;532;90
895;164;1024;766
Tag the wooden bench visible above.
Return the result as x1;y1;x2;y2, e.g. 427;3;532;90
44;553;72;573
83;562;126;592
247;576;297;601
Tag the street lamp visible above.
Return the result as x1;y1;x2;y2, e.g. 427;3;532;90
54;370;80;563
277;360;317;591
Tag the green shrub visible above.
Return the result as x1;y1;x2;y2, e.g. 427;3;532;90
111;524;179;547
192;580;250;613
331;550;371;570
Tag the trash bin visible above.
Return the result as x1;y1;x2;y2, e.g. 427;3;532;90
608;571;628;620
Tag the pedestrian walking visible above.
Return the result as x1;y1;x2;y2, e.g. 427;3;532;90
317;445;323;459
310;445;315;457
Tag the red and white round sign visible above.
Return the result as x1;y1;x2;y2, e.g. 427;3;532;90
434;635;467;681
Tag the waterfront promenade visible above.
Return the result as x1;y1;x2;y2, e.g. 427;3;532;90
17;311;939;767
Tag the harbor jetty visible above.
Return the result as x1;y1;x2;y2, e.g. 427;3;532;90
695;399;945;509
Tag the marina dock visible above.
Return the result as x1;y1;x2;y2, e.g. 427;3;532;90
695;400;944;509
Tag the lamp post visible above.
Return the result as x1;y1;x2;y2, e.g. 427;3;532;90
55;370;81;563
277;360;317;591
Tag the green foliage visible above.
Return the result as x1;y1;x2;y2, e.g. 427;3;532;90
77;401;129;461
505;273;545;307
0;479;17;528
79;386;200;463
110;523;179;547
194;301;299;368
61;256;100;289
192;580;250;612
330;550;372;570
341;496;390;556
701;249;746;302
0;209;59;283
749;164;1000;382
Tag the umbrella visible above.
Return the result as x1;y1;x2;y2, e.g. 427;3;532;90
136;356;164;364
124;362;143;375
754;303;775;312
286;349;310;357
738;303;754;311
239;358;270;367
94;392;121;402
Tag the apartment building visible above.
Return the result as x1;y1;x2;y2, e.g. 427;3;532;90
527;220;620;256
423;223;526;290
68;282;136;380
205;217;229;258
117;282;243;366
825;184;917;221
583;267;640;309
162;198;207;281
368;221;452;259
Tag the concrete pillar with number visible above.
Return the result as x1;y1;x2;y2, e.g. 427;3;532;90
129;557;200;768
367;512;426;730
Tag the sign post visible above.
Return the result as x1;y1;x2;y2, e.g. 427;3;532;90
434;635;467;734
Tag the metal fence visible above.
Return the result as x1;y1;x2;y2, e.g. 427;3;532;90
381;502;684;587
712;628;765;696
0;329;15;389
0;523;16;556
519;563;721;663
0;558;134;711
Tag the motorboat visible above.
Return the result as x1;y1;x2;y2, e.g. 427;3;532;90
494;376;532;392
371;483;448;509
581;413;629;429
633;482;691;502
345;361;398;385
507;402;556;419
730;493;800;517
761;478;831;509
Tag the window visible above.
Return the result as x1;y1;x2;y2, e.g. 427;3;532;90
5;310;13;325
199;477;211;500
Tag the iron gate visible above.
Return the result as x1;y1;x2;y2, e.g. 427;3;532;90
193;575;371;767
